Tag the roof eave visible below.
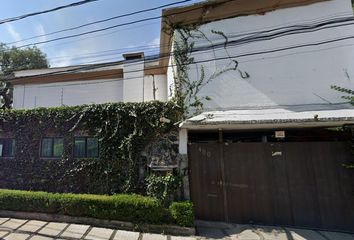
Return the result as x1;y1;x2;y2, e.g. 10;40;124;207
159;0;329;75
181;118;354;130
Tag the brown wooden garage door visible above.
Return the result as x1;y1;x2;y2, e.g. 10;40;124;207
189;142;354;231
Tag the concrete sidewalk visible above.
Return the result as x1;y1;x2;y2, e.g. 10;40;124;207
196;220;354;240
1;217;354;240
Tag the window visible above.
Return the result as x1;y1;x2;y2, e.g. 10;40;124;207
0;139;15;157
74;137;99;158
41;138;64;157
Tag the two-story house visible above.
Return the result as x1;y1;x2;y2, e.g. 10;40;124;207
6;0;354;232
162;0;354;232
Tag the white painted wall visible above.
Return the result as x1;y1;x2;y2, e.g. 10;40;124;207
13;78;124;109
12;61;168;109
170;0;354;111
123;61;144;102
143;74;168;101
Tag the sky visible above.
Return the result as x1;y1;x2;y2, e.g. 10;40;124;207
0;0;202;67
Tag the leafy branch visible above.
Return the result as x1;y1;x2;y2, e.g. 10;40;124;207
168;23;247;118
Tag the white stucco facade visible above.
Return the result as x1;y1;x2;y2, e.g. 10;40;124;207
13;79;124;109
169;0;354;112
12;60;168;109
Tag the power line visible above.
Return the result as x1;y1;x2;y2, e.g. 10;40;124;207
38;20;161;51
49;48;157;63
13;17;158;48
0;0;101;25
5;15;354;75
22;39;354;90
48;13;351;60
49;49;160;65
34;15;354;64
28;11;352;53
5;26;354;77
6;13;354;63
21;67;350;111
57;35;354;66
39;16;354;66
7;0;239;49
5;0;194;46
1;1;350;53
8;32;354;84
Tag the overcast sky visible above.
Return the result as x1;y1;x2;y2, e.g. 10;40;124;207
0;0;201;67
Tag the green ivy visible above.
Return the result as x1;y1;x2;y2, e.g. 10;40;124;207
0;101;182;194
145;173;182;206
167;23;242;118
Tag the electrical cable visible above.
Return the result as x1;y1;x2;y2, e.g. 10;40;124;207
4;14;354;69
8;32;354;84
0;0;101;25
46;13;354;62
5;0;194;45
5;0;241;49
6;15;354;72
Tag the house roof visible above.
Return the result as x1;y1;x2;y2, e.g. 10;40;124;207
7;60;125;85
158;0;328;73
9;69;124;85
180;107;354;130
8;52;163;85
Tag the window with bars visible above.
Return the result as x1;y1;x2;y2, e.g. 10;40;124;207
0;139;15;157
74;137;99;158
41;138;64;158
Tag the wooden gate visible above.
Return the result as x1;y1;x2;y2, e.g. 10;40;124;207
189;142;354;231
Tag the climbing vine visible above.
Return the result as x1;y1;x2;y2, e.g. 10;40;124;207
0;101;182;194
145;173;182;206
166;22;249;118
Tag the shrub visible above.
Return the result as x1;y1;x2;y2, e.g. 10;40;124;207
169;202;194;227
146;173;182;206
59;194;168;224
0;189;61;213
0;189;194;227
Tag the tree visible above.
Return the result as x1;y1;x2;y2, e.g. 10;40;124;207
0;43;49;109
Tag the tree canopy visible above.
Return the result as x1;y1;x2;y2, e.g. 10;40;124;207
0;44;49;76
0;44;49;109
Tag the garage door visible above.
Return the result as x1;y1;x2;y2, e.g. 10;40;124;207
189;142;354;231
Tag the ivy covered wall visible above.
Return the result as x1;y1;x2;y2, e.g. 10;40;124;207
0;101;181;195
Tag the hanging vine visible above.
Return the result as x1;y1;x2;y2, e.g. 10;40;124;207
166;21;249;118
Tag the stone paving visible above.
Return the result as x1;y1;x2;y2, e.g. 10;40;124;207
0;217;354;240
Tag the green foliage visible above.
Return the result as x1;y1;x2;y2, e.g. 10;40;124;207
146;173;182;206
169;201;194;227
0;43;49;109
0;189;195;226
0;43;49;75
332;85;354;169
0;101;182;194
168;24;241;118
